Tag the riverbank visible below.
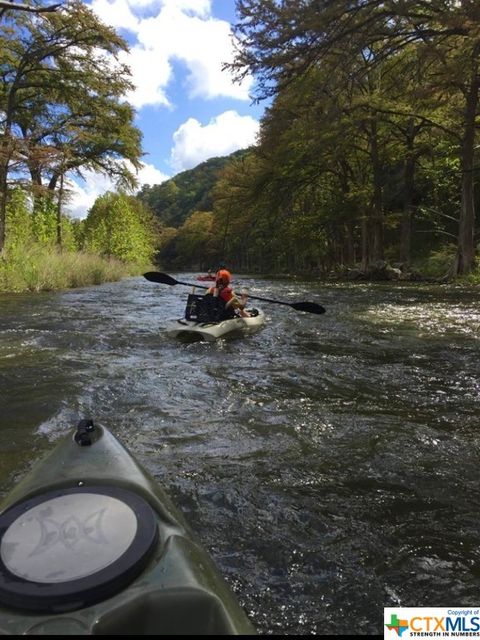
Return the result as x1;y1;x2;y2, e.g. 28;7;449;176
0;246;149;293
253;260;480;286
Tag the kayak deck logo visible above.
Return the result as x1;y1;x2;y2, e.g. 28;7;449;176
385;608;480;639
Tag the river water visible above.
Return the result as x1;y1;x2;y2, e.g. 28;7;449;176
0;274;479;635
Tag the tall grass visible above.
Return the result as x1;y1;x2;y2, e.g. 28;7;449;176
0;244;149;293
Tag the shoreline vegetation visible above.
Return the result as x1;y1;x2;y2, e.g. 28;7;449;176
1;267;478;295
0;190;157;294
1;248;478;295
0;246;150;293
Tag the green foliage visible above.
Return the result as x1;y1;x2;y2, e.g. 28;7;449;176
414;244;457;279
154;226;178;267
5;189;78;253
4;1;479;281
32;199;57;246
174;211;216;267
457;263;480;285
82;192;155;264
0;243;139;293
59;216;80;253
137;150;249;227
0;187;156;292
5;189;32;251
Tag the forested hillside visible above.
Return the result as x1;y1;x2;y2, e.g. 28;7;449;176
137;150;248;227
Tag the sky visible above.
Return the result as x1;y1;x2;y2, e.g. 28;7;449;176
67;0;265;219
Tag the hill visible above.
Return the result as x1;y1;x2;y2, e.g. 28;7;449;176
136;149;248;228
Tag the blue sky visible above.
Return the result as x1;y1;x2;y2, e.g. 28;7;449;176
69;0;266;219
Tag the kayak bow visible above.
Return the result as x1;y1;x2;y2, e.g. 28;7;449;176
0;420;255;635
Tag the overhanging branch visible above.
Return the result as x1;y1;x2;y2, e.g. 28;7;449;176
0;1;61;14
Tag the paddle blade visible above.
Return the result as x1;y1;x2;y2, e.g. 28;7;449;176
290;301;326;315
143;272;178;286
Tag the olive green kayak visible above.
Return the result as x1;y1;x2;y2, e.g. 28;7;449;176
0;420;255;635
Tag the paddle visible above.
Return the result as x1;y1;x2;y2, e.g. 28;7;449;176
143;272;326;315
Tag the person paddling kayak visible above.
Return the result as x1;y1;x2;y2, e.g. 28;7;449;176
205;269;250;318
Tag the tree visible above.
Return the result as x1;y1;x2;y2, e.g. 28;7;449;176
0;0;142;254
154;225;178;267
174;211;216;268
228;0;480;274
5;188;32;251
82;192;155;264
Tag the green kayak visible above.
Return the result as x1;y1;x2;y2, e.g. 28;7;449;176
0;420;255;635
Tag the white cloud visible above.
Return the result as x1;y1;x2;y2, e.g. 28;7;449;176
66;161;169;220
160;0;211;16
170;110;259;172
137;161;170;186
89;0;140;33
176;20;248;101
89;0;253;108
91;0;214;31
120;45;172;108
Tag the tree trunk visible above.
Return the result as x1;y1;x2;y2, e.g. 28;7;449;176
370;116;384;264
455;59;479;275
29;165;44;217
338;160;356;266
400;119;416;266
344;222;356;265
361;213;369;271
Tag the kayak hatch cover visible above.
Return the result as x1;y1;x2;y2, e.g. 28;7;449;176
0;420;256;635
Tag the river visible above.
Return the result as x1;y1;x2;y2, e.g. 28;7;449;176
0;274;479;635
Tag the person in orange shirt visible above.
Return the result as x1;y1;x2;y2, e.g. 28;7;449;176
206;269;250;319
